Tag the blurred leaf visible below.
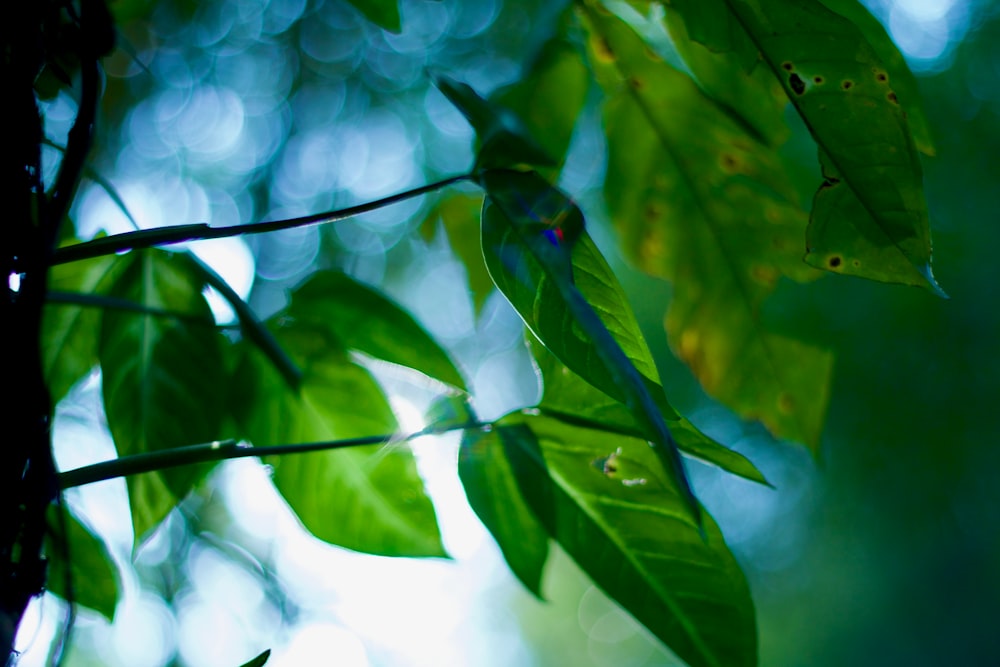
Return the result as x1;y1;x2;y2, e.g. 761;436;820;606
660;6;789;146
478;168;700;525
584;6;834;450
496;414;757;667
346;0;401;33
99;250;225;546
43;249;129;404
233;322;446;558
817;0;934;155
237;649;271;667
45;507;120;621
665;0;942;292
423;393;478;433
287;270;466;391
432;73;556;170
419;193;493;314
459;427;549;597
530;339;770;486
492;33;590;167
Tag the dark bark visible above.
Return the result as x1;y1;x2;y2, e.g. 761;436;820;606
2;1;106;661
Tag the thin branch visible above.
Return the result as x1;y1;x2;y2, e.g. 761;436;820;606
57;420;488;489
189;258;303;389
52;174;476;265
47;290;219;326
46;49;99;255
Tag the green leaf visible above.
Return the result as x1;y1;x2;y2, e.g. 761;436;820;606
666;0;942;292
44;250;129;405
432;74;556;170
659;6;789;147
816;0;934;155
584;6;834;450
233;322;446;558
491;32;590;167
530;339;770;486
99;250;226;546
496;415;757;667
45;507;120;621
346;0;400;33
477;168;700;526
458;426;550;597
419;193;494;314
237;649;271;667
286;270;466;391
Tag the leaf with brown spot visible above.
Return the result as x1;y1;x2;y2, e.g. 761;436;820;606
665;0;944;293
582;4;834;451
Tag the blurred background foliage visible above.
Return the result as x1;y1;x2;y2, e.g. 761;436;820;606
28;0;1000;665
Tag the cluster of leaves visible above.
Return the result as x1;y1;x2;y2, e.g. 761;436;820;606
41;0;940;666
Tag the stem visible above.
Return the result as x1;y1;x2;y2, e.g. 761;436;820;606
52;174;476;265
189;258;303;389
48;290;218;326
58;421;488;489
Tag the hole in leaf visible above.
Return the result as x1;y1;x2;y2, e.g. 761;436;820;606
828;256;843;268
789;73;806;95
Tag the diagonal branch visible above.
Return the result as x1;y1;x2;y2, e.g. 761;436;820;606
58;420;488;489
52;174;475;265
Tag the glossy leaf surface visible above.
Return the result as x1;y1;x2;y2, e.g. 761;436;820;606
585;6;834;450
478;168;700;523
287;270;467;391
496;414;756;667
233;322;446;558
99;250;225;545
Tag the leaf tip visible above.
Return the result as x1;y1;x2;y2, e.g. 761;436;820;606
918;262;949;299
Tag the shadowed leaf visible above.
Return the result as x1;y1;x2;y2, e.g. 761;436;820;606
459;427;550;597
346;0;400;32
44;249;129;405
492;32;590;167
433;73;556;170
45;507;120;621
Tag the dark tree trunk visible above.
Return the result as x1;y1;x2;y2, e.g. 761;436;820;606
1;2;57;661
2;0;107;660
